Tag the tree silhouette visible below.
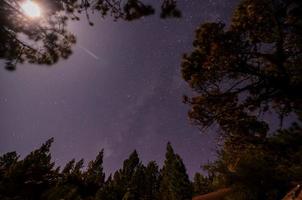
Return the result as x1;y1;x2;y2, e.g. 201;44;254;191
181;0;302;138
144;161;160;200
0;0;181;70
1;137;299;200
84;150;105;197
159;142;192;200
203;123;302;199
181;1;302;198
0;138;58;200
192;172;212;196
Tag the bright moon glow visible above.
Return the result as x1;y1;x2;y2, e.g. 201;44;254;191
21;0;41;18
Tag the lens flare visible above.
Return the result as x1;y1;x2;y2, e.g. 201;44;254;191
21;0;41;18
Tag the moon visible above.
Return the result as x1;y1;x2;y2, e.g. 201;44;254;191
21;0;41;18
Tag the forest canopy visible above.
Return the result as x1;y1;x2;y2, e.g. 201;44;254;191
0;139;194;200
1;126;301;200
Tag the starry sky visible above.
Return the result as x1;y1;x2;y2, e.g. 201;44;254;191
0;0;239;177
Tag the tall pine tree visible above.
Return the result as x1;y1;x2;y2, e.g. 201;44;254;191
83;150;105;197
1;138;57;200
159;142;192;200
144;161;160;200
192;172;212;196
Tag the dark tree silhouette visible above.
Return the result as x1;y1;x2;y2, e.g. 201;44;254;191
1;137;299;200
159;142;192;200
120;150;142;200
192;172;212;196
160;0;181;19
181;0;302;138
203;123;302;199
0;138;58;200
144;161;160;200
0;0;181;70
83;150;105;197
181;1;302;198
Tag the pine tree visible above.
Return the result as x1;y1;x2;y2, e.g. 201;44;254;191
124;164;147;200
159;142;192;200
62;159;76;176
144;161;160;200
204;123;302;200
97;150;144;200
83;150;106;197
181;0;302;139
96;172;127;200
0;0;180;70
1;138;57;200
43;158;84;200
120;150;141;200
121;150;140;179
0;151;19;171
0;152;19;200
192;172;212;195
96;175;116;200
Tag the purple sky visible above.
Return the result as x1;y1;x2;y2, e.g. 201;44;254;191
0;0;239;177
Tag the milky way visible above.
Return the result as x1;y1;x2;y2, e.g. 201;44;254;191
0;0;239;177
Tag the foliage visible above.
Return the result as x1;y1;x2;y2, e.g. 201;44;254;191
0;140;193;200
1;0;301;199
180;0;302;199
144;161;160;200
192;172;213;196
84;150;106;196
0;138;58;200
203;124;302;200
181;0;302;138
0;0;181;70
159;142;192;200
0;132;299;200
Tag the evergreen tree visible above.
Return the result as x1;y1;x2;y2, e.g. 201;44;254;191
180;0;302;198
96;175;116;200
83;150;105;197
0;152;19;171
43;158;84;200
120;150;142;200
121;150;140;180
1;138;57;200
159;142;192;200
62;159;76;176
0;140;201;200
144;161;160;200
123;164;145;200
181;0;302;139
0;0;180;70
97;150;144;200
192;172;212;196
204;123;302;200
0;152;19;200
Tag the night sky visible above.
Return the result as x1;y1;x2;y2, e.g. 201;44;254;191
0;0;239;177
